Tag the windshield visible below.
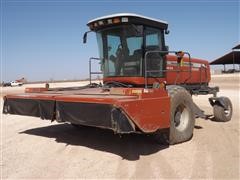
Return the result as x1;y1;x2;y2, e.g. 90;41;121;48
97;25;143;77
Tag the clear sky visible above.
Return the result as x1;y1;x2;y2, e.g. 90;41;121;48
1;0;239;82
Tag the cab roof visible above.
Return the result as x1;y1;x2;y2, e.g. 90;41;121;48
87;13;168;31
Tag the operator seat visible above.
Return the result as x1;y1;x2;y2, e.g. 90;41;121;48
123;49;142;76
145;45;163;77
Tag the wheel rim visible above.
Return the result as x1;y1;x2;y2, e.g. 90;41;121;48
224;105;231;117
174;104;190;131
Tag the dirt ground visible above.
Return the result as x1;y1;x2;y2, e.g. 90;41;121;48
1;74;239;179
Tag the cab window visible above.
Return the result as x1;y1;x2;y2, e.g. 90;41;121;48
145;27;164;77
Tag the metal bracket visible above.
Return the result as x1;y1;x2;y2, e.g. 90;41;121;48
89;57;103;84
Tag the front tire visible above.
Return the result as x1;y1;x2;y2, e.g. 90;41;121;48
167;86;195;144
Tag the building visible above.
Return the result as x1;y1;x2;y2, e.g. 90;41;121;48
210;44;240;73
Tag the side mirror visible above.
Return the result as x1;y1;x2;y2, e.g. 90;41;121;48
83;31;92;44
83;31;88;44
165;29;170;34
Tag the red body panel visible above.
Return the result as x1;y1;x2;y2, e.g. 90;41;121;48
4;87;170;133
104;55;211;85
118;89;170;132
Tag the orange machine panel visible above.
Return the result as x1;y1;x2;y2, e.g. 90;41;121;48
104;55;211;86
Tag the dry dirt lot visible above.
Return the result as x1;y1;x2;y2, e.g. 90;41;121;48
1;75;239;179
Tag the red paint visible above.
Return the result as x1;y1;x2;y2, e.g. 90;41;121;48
4;55;210;133
5;87;170;133
104;55;210;85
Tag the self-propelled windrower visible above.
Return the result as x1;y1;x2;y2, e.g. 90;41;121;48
3;13;233;144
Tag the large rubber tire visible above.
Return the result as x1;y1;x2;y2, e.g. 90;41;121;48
167;85;196;144
213;97;232;122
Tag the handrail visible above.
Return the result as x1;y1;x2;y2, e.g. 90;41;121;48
89;57;103;84
144;50;192;88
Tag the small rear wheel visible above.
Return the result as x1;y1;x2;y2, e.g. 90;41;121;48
213;97;232;122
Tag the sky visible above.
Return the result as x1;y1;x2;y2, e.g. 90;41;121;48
1;0;239;82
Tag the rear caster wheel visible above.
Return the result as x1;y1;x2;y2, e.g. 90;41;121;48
213;97;232;122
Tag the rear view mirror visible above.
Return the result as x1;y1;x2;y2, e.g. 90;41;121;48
83;32;88;43
165;29;170;34
83;31;92;44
